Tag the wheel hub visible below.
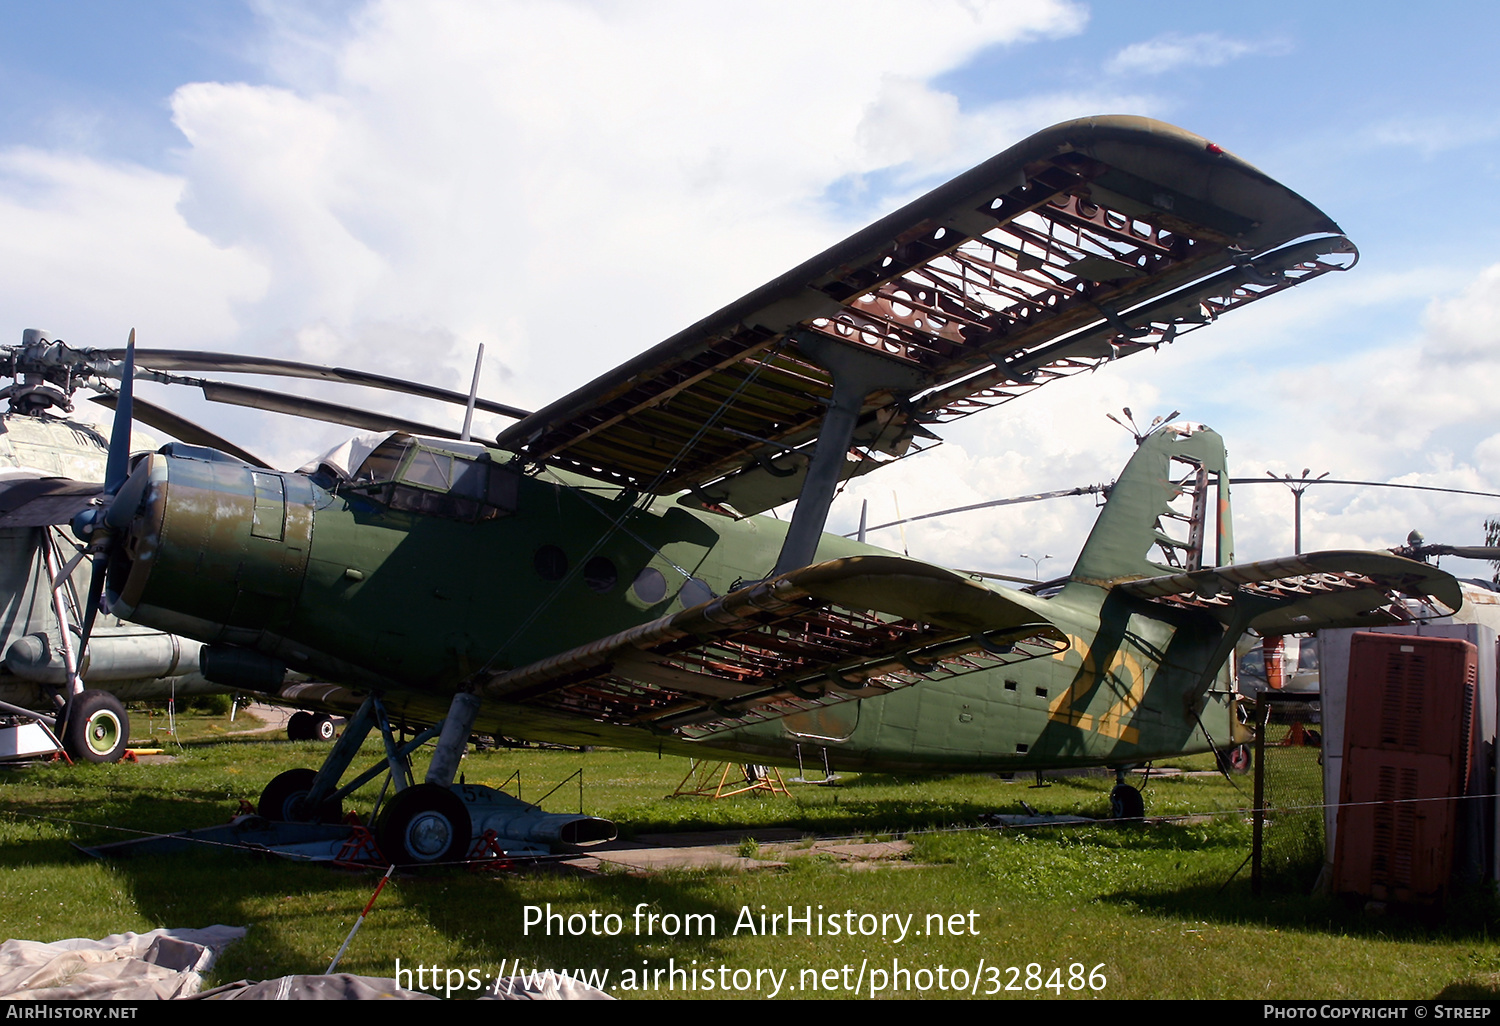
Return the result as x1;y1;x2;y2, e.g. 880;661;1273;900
87;714;120;754
405;812;453;859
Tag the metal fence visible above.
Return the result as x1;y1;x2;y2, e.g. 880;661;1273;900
1252;692;1325;895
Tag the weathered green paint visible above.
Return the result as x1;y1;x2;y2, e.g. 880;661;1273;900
113;425;1251;775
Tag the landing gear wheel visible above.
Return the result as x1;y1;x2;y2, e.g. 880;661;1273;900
313;715;336;741
63;691;129;763
257;768;342;823
377;784;472;866
287;711;314;741
1110;783;1144;820
1217;743;1252;775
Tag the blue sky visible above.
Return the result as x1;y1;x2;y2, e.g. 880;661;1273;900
3;1;1499;579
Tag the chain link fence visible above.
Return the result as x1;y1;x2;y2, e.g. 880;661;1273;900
1252;692;1325;894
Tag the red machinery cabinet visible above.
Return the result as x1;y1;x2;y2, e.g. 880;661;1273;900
1331;631;1477;904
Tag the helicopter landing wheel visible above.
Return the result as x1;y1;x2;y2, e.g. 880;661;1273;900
377;784;471;866
63;691;129;764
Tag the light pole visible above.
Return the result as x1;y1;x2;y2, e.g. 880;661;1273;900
1019;552;1053;579
1266;469;1328;555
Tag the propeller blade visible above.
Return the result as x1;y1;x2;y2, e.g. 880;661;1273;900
74;551;108;685
75;328;139;672
103;348;531;420
198;381;464;439
90;394;271;469
103;330;135;495
103;462;152;532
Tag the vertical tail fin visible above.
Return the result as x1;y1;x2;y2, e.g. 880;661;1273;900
1066;424;1233;589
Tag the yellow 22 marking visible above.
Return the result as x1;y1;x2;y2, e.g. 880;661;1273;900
1046;634;1144;744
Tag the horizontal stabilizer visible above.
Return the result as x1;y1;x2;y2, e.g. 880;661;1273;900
480;555;1067;739
1114;550;1462;634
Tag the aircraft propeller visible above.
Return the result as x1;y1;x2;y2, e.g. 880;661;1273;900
68;330;143;675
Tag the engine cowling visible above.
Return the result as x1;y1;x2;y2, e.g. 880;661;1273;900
109;448;315;647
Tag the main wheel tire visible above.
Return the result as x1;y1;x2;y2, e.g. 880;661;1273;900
62;691;129;763
286;711;314;741
1110;783;1145;820
377;784;472;866
313;715;336;741
258;768;342;822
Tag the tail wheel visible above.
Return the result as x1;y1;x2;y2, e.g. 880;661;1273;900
1109;783;1144;820
1216;743;1253;775
258;768;342;822
377;784;471;866
63;691;129;763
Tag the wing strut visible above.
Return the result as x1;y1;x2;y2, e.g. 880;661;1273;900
771;331;924;576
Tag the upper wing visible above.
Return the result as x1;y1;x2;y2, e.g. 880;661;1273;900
478;555;1067;739
1113;551;1462;634
498;115;1355;514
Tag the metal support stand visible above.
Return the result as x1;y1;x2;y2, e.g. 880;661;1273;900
670;760;791;799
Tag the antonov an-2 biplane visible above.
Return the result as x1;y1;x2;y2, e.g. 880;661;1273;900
51;116;1461;862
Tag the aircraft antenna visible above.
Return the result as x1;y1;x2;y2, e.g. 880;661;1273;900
461;343;484;442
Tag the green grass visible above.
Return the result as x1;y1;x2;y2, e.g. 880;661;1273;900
2;714;1498;999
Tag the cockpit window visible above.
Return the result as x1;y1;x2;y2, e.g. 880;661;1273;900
402;449;453;490
347;436;518;522
352;436;412;485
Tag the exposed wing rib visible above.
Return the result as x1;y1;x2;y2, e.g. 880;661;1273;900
1113;551;1462;634
497;116;1354;513
479;555;1067;739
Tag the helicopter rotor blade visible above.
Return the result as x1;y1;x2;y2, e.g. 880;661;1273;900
846;484;1109;537
1399;544;1500;562
198;381;463;440
102;348;531;420
89;394;271;469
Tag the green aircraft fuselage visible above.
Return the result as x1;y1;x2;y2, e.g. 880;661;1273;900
109;424;1240;774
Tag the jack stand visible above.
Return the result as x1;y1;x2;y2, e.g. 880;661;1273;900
334;824;382;866
671;759;791;799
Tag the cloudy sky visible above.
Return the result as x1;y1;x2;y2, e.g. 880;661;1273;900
3;0;1498;582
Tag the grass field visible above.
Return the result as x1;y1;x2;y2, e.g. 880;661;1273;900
2;708;1498;1000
